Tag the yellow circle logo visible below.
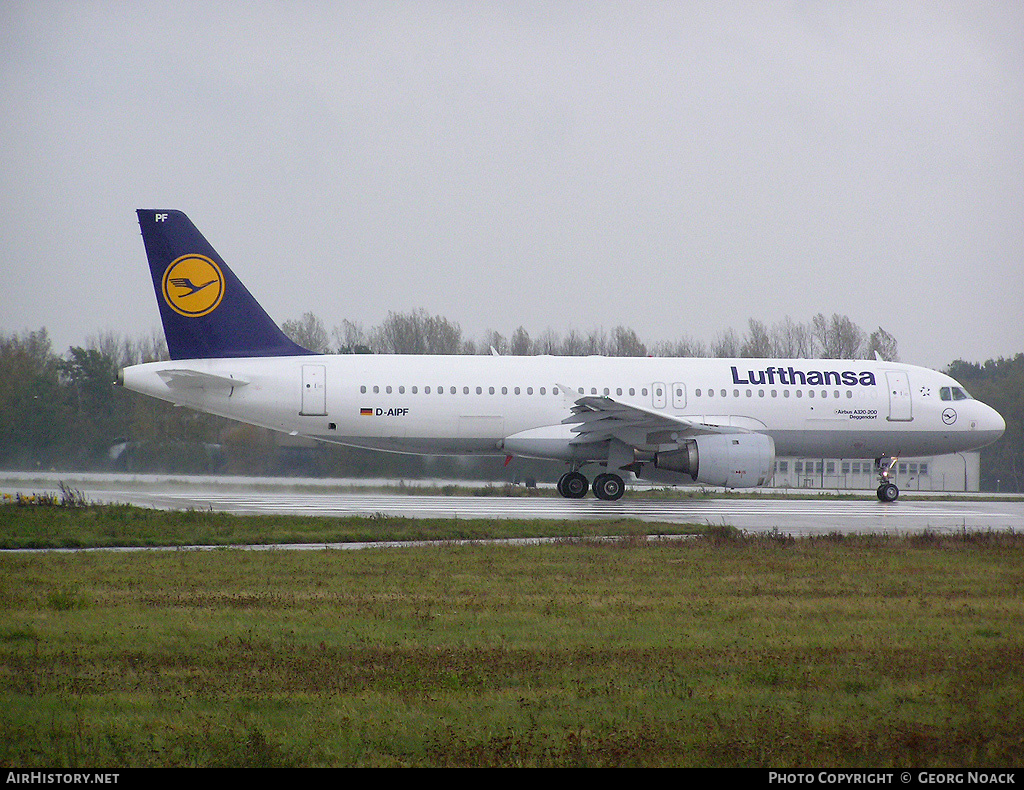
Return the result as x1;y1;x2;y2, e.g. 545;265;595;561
162;255;225;317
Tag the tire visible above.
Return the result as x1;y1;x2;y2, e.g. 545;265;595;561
562;471;589;499
877;483;899;502
593;473;625;501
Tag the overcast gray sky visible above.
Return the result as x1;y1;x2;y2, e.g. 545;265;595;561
2;1;1021;369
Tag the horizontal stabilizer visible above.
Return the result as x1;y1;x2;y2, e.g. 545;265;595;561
156;369;249;390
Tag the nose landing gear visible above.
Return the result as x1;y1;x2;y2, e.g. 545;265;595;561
876;457;900;502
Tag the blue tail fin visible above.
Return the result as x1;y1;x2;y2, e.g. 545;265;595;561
137;210;311;360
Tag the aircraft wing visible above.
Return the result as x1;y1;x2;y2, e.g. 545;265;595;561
560;390;746;449
156;369;250;391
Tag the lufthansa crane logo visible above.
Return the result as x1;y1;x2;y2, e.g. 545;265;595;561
162;255;224;317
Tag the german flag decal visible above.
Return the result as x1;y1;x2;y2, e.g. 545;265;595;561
360;408;373;416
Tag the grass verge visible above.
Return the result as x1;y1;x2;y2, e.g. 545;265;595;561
1;505;1023;767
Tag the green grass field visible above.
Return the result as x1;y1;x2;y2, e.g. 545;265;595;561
2;504;1023;767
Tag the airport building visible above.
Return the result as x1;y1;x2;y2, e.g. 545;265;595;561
771;452;981;492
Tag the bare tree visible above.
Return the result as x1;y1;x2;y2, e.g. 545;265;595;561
533;328;561;356
281;312;331;354
370;309;463;354
333;319;370;354
582;328;607;356
770;316;813;359
811;313;865;359
741;319;773;358
649;335;708;357
510;326;532;356
608;325;647;357
865;327;899;361
711;327;741;358
483;330;508;355
559;329;586;356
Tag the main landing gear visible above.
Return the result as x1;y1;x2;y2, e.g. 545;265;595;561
556;469;626;501
875;456;900;502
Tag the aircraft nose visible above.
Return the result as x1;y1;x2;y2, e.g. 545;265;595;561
978;403;1005;446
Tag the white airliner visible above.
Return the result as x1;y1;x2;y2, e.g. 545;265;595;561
119;210;1005;502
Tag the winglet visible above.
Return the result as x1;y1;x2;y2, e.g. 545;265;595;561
136;210;311;360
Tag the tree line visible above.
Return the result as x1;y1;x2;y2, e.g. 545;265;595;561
283;309;901;362
1;315;1019;491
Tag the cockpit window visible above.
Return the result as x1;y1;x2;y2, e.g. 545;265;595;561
940;386;972;401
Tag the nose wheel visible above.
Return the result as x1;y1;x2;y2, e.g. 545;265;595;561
877;482;899;502
875;457;900;502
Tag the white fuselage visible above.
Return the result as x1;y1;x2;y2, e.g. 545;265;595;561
121;354;1005;466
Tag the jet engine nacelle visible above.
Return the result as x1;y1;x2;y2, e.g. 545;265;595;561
653;433;775;488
